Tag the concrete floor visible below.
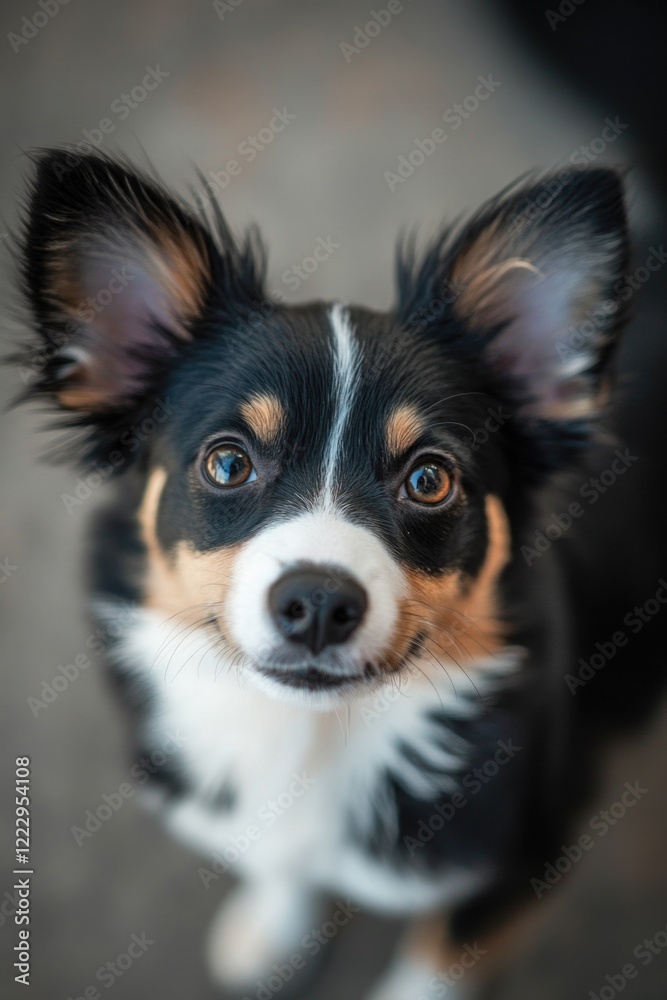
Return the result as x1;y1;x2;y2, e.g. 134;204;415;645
1;1;666;998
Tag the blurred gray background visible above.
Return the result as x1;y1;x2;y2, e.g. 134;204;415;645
1;1;666;998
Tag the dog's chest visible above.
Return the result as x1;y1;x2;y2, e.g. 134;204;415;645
114;611;495;912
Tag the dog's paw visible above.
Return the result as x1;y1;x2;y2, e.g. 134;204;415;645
364;955;472;1000
206;880;320;990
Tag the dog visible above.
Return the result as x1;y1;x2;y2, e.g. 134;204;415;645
15;150;634;997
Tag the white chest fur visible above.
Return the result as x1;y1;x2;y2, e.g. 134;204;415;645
109;608;516;914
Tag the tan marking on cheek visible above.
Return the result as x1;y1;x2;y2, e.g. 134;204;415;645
386;404;424;457
168;543;242;633
139;467;168;556
138;468;243;645
240;393;286;444
467;493;511;614
400;494;511;670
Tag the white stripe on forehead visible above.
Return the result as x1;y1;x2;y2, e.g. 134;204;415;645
321;304;361;502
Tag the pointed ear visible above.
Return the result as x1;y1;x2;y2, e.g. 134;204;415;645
446;168;629;421
19;150;220;414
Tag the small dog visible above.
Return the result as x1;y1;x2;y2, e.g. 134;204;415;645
16;151;632;997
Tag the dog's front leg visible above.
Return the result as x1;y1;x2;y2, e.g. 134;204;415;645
366;897;552;1000
364;915;475;1000
206;876;322;991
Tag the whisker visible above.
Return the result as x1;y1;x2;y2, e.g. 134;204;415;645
409;653;447;711
161;616;222;683
151;607;220;666
421;635;489;710
333;706;348;744
426;419;476;438
411;637;458;697
419;391;490;417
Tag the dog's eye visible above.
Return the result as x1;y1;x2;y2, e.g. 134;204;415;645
403;459;454;505
204;444;257;487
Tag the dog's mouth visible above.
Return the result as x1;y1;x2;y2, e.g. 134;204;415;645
253;632;426;694
255;664;368;692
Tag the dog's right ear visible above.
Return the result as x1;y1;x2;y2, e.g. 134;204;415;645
16;151;265;465
19;150;222;416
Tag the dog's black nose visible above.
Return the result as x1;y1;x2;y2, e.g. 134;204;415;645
269;568;367;655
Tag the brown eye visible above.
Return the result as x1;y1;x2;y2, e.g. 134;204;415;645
404;459;454;505
204;444;257;487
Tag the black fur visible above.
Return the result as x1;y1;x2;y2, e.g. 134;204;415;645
13;149;650;964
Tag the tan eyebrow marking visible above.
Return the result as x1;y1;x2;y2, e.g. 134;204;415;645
240;393;286;444
386;404;424;457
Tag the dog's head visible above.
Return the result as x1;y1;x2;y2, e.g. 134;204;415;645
17;152;629;705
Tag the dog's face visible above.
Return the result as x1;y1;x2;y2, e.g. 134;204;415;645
18;152;628;706
139;301;510;704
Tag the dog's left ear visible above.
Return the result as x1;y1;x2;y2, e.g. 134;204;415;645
454;168;628;420
405;168;629;424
